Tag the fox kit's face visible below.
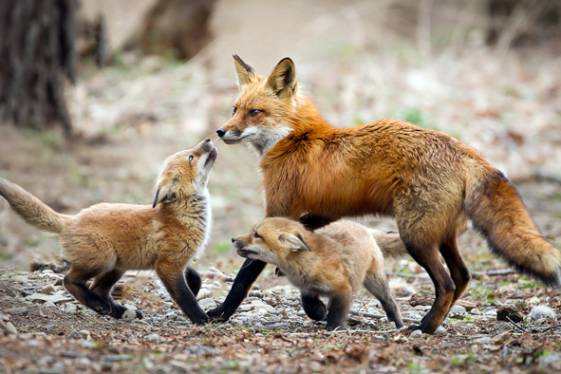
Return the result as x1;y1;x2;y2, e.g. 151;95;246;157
233;217;311;266
216;56;298;154
152;138;217;207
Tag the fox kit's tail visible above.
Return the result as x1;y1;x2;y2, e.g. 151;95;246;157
0;178;69;233
465;169;561;286
369;230;408;257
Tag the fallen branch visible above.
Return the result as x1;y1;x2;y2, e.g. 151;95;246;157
472;269;516;279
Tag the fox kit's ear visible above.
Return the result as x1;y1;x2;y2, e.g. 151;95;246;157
267;57;297;98
152;179;177;208
233;55;255;87
279;233;310;252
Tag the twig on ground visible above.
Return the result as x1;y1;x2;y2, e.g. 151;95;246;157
472;269;516;279
505;316;526;333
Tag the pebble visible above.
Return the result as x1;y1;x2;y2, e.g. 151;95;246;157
13;275;28;283
473;336;492;345
539;352;561;367
63;303;77;314
389;279;416;297
434;326;447;335
199;298;217;311
40;284;57;294
410;329;423;337
122;308;139;320
528;305;556;320
144;333;161;342
449;304;467;317
3;321;18;335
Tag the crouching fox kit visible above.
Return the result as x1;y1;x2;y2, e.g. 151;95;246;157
234;218;404;330
211;55;561;334
0;139;217;324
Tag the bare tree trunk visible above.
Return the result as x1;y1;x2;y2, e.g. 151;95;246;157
0;0;78;134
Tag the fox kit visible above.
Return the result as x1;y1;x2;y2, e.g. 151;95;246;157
234;218;404;330
210;55;561;334
0;139;217;324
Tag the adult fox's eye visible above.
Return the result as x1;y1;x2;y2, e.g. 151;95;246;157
254;231;262;239
248;109;263;117
188;155;194;164
232;106;237;115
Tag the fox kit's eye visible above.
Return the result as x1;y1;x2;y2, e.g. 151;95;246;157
248;109;263;117
253;231;262;239
232;106;237;115
188;155;194;165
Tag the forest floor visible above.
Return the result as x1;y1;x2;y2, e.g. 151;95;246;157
1;44;561;372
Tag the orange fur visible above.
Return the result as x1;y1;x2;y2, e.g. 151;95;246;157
234;218;403;330
217;56;561;333
0;139;217;323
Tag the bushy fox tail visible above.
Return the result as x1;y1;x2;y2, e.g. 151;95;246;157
0;178;70;234
465;169;561;286
369;229;408;258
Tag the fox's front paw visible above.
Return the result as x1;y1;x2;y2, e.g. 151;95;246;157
207;304;226;321
191;315;209;325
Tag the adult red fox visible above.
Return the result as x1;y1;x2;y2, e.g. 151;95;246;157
0;139;217;324
210;55;561;334
234;218;404;330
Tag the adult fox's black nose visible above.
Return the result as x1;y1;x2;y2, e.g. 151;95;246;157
216;128;226;137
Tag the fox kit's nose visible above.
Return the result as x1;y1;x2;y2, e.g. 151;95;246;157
201;138;214;152
216;128;226;138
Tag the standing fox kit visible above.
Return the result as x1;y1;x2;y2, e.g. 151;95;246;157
211;55;561;334
0;139;217;324
234;218;404;330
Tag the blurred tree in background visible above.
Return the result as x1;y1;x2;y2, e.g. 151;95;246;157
0;0;78;134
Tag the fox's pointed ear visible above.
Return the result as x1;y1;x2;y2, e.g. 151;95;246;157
279;233;310;252
233;55;255;87
267;57;297;98
152;179;177;208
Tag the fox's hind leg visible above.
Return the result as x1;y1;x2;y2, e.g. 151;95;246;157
64;266;111;316
91;269;142;319
301;293;327;321
439;236;470;304
185;267;202;297
363;271;403;328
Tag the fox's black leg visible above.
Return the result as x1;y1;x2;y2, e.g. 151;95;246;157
91;268;143;319
185;267;202;297
301;293;327;321
207;258;267;321
325;292;352;331
299;213;335;231
64;266;110;316
439;237;470;303
156;266;208;325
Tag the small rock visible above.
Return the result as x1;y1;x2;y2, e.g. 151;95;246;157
79;330;91;338
390;278;416;297
473;336;492;345
309;361;322;371
449;305;467;317
122;308;138;320
196;289;212;301
81;340;97;349
44;301;56;309
410;329;423;337
27;339;40;348
1;321;18;335
539;352;561;367
528;305;556;320
198;298;217;311
12;275;28;283
144;333;161;342
40;284;57;294
434;326;447;335
63;303;77;314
